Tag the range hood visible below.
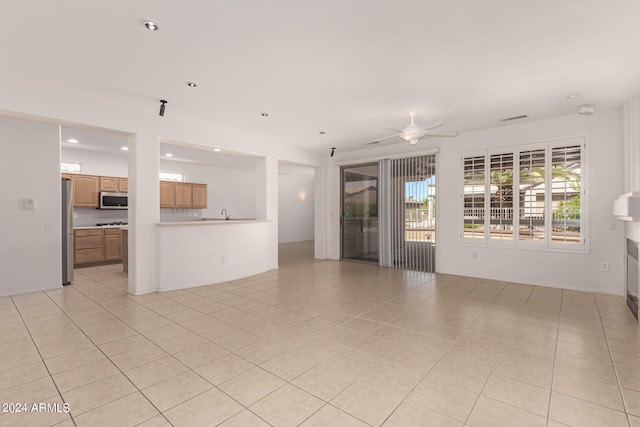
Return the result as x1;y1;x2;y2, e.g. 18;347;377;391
613;192;640;221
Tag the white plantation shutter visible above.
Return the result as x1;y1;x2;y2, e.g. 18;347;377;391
550;144;583;247
461;137;586;252
489;152;514;241
462;154;486;241
518;148;546;242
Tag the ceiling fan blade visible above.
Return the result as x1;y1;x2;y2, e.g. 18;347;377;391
423;131;458;137
363;133;403;145
379;128;403;133
422;120;444;131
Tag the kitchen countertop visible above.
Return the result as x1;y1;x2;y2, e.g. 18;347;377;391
157;219;269;226
74;225;128;230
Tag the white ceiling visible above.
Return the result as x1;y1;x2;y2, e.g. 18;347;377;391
4;1;640;155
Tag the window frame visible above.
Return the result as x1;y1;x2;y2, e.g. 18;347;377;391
61;162;82;174
460;136;588;253
159;171;185;182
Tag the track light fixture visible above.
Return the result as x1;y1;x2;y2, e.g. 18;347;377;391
330;147;336;157
159;100;167;117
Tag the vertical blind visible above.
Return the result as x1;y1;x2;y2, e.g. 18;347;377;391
390;154;436;272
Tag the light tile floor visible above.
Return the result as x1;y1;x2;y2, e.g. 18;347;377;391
1;241;639;426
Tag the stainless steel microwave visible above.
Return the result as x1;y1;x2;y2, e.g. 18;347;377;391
100;192;128;209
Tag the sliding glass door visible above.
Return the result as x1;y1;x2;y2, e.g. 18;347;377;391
389;154;437;272
341;163;379;263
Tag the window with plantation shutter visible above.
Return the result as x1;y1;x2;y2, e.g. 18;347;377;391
518;148;546;242
550;144;582;245
461;137;586;252
462;155;486;240
489;152;514;241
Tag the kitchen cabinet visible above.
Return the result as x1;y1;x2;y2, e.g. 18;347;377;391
74;228;124;266
160;181;207;209
160;181;176;208
104;229;122;260
75;229;104;264
118;178;128;192
192;184;207;209
122;229;128;273
73;175;99;207
100;176;119;192
176;183;192;208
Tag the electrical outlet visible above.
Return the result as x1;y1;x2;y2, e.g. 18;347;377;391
601;262;609;272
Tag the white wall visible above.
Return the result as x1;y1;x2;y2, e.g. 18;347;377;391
0;116;62;297
278;173;315;243
61;146;128;177
329;111;626;295
0;77;323;295
159;158;258;221
157;222;272;290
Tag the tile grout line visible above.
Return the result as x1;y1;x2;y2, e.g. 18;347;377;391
41;288;176;426
8;294;78;427
544;286;564;427
594;293;633;427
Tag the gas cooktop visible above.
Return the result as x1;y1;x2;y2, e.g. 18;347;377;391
96;222;128;226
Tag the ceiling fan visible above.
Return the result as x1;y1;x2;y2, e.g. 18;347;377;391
366;112;458;145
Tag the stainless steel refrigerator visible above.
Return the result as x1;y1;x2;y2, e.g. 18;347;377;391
62;179;74;285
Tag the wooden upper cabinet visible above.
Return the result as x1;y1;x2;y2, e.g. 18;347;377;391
159;181;176;208
159;181;206;209
118;178;128;192
192;184;207;209
61;173;73;180
73;175;99;207
100;176;119;192
175;183;193;208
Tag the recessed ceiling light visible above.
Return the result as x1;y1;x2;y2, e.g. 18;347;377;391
143;20;159;31
165;153;174;157
66;138;79;144
213;148;221;152
319;131;326;135
567;93;580;99
186;82;197;88
121;146;129;151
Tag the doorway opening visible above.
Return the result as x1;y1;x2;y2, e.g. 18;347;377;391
388;154;437;272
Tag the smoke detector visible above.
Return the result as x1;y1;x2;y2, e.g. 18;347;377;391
578;104;596;116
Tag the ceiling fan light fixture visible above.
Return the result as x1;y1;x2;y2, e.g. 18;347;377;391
408;139;419;145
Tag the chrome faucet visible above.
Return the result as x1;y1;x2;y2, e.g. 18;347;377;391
221;208;231;220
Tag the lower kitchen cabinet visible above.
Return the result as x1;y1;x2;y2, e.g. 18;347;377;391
74;228;123;266
75;229;104;264
104;229;122;260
